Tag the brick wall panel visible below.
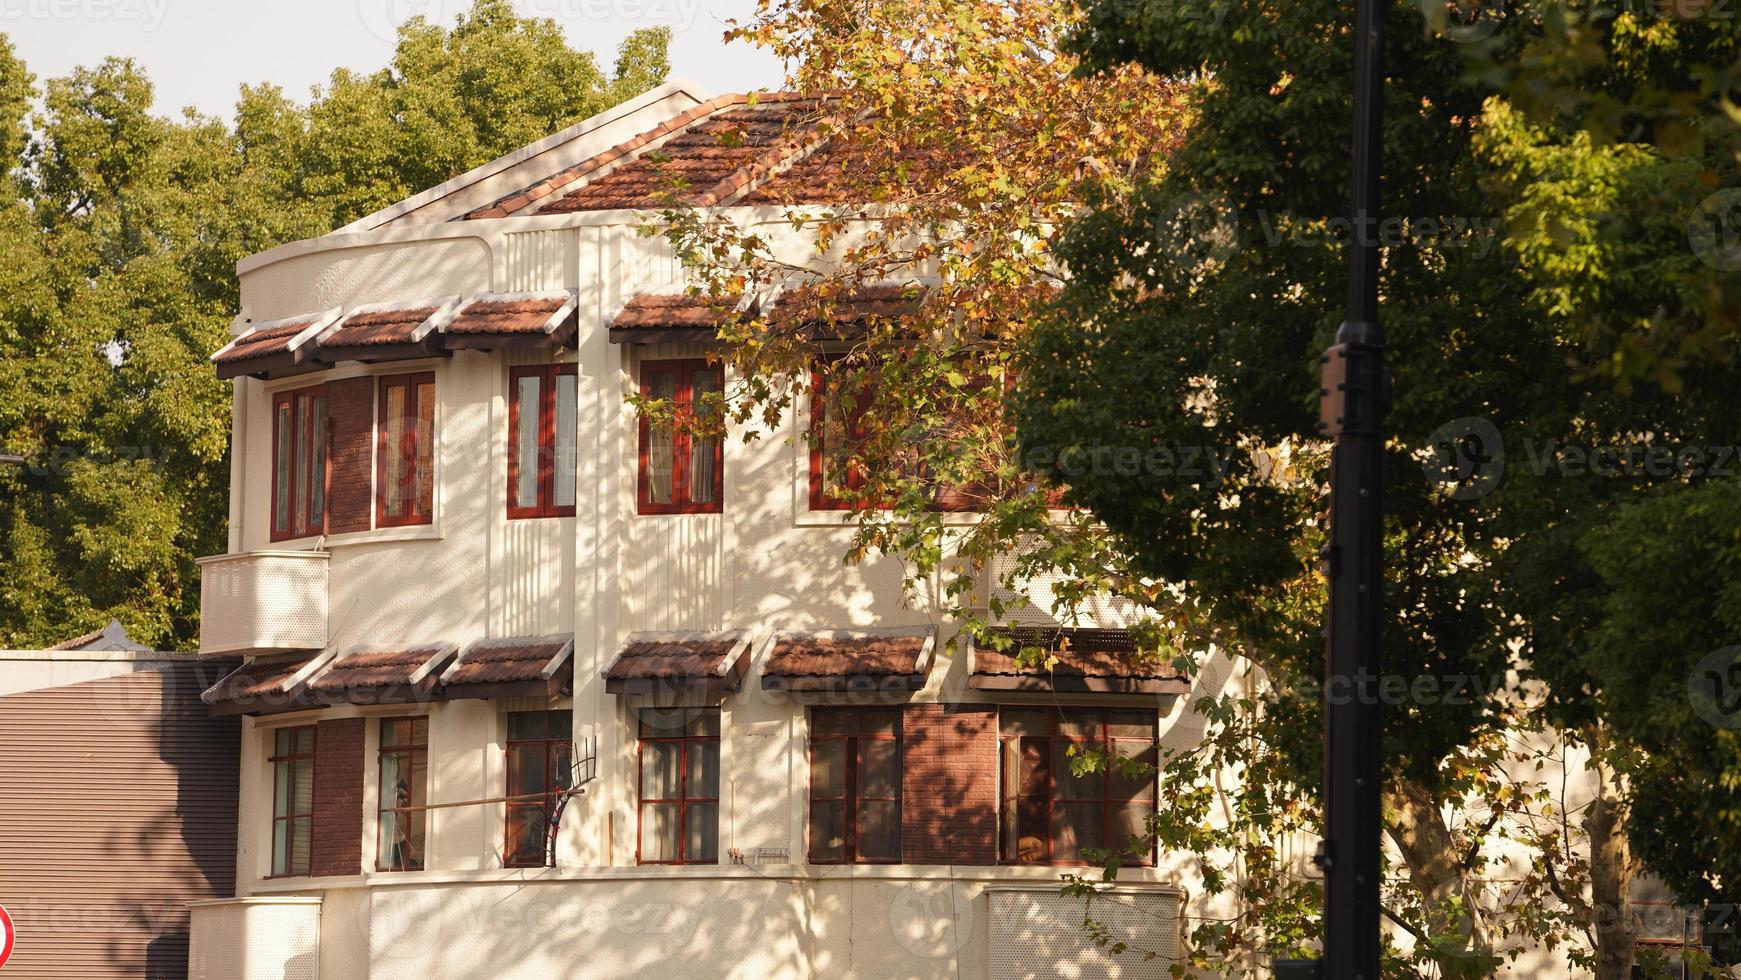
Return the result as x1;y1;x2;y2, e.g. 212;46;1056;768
325;376;375;534
901;703;998;865
310;717;366;877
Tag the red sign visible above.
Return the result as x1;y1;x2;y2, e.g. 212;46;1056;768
0;903;13;969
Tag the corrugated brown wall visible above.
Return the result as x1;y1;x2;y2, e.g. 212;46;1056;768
309;716;366;877
902;702;998;864
0;661;239;979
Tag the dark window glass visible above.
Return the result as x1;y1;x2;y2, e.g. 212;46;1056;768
638;360;725;514
808;707;902;863
377;717;428;871
636;707;721;864
998;708;1158;866
505;709;573;868
269;726;317;876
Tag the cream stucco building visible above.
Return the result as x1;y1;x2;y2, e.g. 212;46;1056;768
185;80;1225;980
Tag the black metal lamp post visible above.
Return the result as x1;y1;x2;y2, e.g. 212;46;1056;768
1279;0;1388;976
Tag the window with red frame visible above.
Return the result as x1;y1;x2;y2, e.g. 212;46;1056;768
508;364;577;519
504;709;572;868
377;717;428;872
998;707;1157;866
270;385;329;540
808;707;902;863
638;360;723;514
635;707;720;864
269;725;316;877
377;372;435;527
808;361;993;512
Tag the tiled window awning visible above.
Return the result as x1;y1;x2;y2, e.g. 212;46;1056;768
601;630;752;695
969;627;1190;695
201;650;338;716
759;627;936;693
302;644;458;707
210;310;341;380
608;290;756;344
439;635;574;701
212;289;578;380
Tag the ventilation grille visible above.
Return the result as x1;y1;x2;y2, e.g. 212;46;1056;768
985;552;1139;629
984;886;1183;980
189;899;321;980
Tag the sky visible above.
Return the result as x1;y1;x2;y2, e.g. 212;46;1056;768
1;0;787;120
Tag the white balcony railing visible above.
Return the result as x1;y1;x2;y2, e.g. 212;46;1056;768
196;551;329;655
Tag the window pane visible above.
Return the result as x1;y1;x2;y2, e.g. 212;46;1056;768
685;802;719;862
273;819;291;876
1058;709;1102;738
294;395;312;534
384;385;406;517
292;759;314;816
642;741;681;800
553;372;577;508
1053;740;1103;799
859;739;898;799
273;401;292;533
1000;707;1053;738
379;806;427;871
809;800;846;861
415;382;435;518
638;707;685;737
810;739;847;798
290;815;312;875
506;804;546;866
308;395;327;525
1109;743;1158;802
274;760;294;818
646;371;676;504
295;727;315;755
508;744;544;796
858;710;900;736
857;800;900;861
550;739;574;791
513;373;541;510
640;802;679;862
1112;802;1152;859
508;710;548;742
274;727;298;757
686;707;721;738
1106;710;1154;739
812;709;853;736
548;709;573;743
687;740;720;799
1051;801;1104;863
689;370;721;504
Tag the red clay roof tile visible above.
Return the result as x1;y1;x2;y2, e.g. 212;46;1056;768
973;628;1181;679
446;295;573;335
212;317;321;365
762;633;931;677
321;306;441;348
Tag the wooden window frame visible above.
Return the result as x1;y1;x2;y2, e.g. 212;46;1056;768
504;710;572;869
634;707;721;865
807;360;988;513
996;707;1157;867
269;384;331;542
268;725;317;878
507;364;578;520
806;706;903;865
637;359;725;515
376;717;429;872
375;371;436;528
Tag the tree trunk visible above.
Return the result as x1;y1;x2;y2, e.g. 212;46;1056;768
1585;728;1637;980
1385;779;1492;961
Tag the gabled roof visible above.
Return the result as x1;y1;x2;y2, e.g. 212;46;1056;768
462;92;853;220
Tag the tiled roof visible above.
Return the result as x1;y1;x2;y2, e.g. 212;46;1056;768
447;294;572;335
603;631;752;693
970;628;1189;695
304;645;456;702
211;318;320;366
463;93;840;219
769;283;926;330
201;651;329;714
320;305;443;348
441;635;573;698
761;629;935;678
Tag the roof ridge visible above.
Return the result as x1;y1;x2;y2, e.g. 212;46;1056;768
462;91;820;221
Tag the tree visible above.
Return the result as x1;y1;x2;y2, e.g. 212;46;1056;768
1018;0;1740;972
653;0;1627;975
0;4;671;648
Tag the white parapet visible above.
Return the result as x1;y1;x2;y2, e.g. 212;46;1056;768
196;551;330;655
189;896;323;980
